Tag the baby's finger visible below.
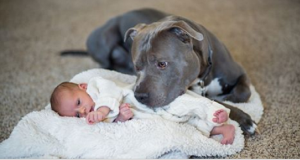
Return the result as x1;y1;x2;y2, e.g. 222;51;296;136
213;118;218;122
124;106;132;111
93;113;98;122
124;103;131;108
88;120;94;124
86;115;94;124
213;111;219;116
97;113;103;122
125;109;133;114
120;107;128;113
124;109;133;115
120;103;128;108
121;108;129;112
121;110;130;116
121;105;129;110
128;112;133;117
119;104;125;108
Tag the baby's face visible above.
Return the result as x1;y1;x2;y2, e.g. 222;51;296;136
58;83;95;118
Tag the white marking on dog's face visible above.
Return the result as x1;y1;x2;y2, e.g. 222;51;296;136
206;78;223;97
134;71;145;91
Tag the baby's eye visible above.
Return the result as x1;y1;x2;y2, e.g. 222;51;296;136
77;99;81;105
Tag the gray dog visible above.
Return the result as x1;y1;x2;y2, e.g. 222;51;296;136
62;8;256;135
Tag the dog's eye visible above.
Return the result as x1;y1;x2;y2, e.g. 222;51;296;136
157;62;168;70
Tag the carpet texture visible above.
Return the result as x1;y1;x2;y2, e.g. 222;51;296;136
0;0;299;158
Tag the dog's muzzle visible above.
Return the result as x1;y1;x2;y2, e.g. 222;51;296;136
134;92;149;105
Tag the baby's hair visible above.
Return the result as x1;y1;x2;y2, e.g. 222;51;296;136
50;82;78;115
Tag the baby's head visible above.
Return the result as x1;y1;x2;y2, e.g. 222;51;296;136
50;82;95;118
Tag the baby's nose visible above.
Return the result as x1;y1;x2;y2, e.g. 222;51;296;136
78;107;86;114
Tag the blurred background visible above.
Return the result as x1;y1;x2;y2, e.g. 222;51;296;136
0;0;299;158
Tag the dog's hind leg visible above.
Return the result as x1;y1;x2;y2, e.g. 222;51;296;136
111;45;135;74
223;74;251;103
86;17;122;70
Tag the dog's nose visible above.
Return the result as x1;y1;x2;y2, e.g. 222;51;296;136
134;92;149;104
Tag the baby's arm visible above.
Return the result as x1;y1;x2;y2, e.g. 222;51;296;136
86;106;110;124
88;77;124;122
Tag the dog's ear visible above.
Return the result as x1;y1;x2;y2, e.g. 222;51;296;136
124;23;146;42
167;21;204;43
124;28;137;42
165;18;213;78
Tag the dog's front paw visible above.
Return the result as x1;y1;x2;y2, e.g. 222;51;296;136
230;107;257;135
238;115;257;135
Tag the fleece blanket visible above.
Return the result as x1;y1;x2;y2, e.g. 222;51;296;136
0;68;264;159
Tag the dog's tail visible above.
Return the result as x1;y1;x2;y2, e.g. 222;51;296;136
60;50;89;56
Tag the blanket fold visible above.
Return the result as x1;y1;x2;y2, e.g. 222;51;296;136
0;68;264;158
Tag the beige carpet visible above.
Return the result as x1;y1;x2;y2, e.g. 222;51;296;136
0;0;299;158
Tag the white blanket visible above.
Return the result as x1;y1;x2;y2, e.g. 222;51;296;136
0;68;264;158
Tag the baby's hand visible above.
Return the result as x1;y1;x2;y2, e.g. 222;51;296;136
115;103;133;122
86;111;106;124
212;109;228;124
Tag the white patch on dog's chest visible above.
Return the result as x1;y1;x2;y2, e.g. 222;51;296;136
190;78;223;96
206;78;223;97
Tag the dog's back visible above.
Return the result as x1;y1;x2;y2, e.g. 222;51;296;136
88;8;168;74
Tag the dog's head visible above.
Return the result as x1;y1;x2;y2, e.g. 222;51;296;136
124;17;206;108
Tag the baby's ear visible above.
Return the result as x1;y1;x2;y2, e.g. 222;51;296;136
78;83;87;90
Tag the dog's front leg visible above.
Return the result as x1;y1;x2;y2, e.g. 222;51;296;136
216;100;256;135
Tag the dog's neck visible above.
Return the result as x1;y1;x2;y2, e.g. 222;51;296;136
199;42;213;83
189;43;213;96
